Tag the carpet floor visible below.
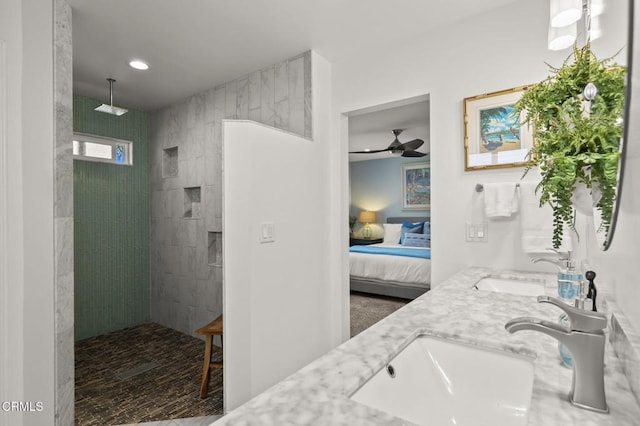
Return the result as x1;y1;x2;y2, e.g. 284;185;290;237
350;291;409;337
74;292;407;425
75;323;222;425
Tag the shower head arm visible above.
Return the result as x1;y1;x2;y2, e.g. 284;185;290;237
107;78;116;106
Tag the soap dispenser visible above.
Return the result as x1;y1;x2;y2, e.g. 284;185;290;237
557;258;582;300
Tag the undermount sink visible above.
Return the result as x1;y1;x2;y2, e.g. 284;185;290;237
350;335;534;426
473;276;546;296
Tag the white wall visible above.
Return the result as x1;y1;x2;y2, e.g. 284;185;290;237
223;51;338;412
223;121;334;410
334;1;630;286
0;0;56;425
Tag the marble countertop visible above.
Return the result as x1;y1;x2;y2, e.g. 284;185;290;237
213;267;640;425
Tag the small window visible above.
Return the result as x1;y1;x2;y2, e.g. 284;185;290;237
73;133;133;166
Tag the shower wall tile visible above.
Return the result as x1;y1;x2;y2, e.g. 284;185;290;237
249;107;261;122
261;67;275;126
303;51;313;138
149;50;312;336
205;124;216;185
187;92;205;129
249;70;261;110
54;1;74;421
214;86;226;122
237;76;249;120
288;56;305;136
195;156;205;185
225;80;238;119
204;88;216;124
205;185;216;231
274;61;289;130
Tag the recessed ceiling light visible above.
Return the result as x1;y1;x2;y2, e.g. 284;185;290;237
129;60;149;70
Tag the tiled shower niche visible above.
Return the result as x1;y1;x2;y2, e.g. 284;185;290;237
183;187;201;218
208;232;222;266
162;147;178;178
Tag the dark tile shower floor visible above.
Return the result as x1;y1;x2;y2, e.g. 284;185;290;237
75;322;222;425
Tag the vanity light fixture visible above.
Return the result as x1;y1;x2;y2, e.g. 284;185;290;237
550;0;582;27
590;15;602;41
129;59;149;70
548;22;578;51
590;0;605;16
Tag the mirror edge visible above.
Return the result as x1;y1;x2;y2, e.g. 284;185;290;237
604;0;635;250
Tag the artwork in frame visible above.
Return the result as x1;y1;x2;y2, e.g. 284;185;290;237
464;85;534;171
402;162;430;210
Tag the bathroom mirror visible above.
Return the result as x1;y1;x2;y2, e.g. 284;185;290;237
594;0;634;251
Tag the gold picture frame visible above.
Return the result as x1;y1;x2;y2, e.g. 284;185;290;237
464;85;534;171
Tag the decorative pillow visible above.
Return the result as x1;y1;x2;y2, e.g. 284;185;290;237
399;221;424;244
402;233;430;247
382;223;403;244
422;221;431;236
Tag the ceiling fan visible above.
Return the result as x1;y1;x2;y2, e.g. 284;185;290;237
350;129;426;157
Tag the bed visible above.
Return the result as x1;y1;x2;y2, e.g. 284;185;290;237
349;216;431;299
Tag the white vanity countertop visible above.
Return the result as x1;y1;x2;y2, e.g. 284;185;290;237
213;267;640;425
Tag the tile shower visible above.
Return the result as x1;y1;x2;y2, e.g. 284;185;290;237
149;51;312;337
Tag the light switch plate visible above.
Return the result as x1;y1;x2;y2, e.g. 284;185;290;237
260;222;275;243
466;222;488;242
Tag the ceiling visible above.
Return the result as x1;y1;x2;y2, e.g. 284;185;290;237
348;99;430;162
70;0;521;112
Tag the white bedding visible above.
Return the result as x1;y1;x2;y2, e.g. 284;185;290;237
349;243;431;287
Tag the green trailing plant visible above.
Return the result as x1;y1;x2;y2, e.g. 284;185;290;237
516;43;625;248
349;215;357;235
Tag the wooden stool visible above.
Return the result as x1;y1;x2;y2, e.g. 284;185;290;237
195;314;223;398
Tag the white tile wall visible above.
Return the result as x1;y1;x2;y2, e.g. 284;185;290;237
149;51;312;336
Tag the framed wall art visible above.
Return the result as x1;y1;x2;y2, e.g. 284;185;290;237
464;85;534;171
401;162;430;210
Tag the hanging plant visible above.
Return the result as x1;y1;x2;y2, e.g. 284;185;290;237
516;43;625;248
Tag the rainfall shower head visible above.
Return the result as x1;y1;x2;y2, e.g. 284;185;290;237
95;78;128;116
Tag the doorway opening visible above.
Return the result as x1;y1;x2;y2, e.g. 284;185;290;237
345;94;432;337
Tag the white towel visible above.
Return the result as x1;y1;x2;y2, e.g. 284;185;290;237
519;180;573;253
483;182;519;218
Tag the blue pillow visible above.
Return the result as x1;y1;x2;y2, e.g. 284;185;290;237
422;221;431;236
402;233;430;247
399;221;423;244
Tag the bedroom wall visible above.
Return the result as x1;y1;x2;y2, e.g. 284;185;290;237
333;1;629;289
349;155;430;238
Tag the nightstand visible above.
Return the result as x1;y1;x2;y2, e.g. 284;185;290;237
349;237;383;246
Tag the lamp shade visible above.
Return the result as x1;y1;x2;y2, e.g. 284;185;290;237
358;211;377;223
550;0;582;27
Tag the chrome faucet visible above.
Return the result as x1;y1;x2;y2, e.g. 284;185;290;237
505;295;609;413
531;255;570;270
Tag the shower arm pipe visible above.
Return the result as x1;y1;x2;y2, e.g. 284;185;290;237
108;78;115;107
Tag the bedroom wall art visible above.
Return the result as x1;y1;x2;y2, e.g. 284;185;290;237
464;85;534;171
402;162;430;210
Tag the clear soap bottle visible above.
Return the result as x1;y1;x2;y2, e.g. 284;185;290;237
557;260;582;368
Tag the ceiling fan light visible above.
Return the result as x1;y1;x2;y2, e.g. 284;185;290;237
550;0;582;27
548;22;577;51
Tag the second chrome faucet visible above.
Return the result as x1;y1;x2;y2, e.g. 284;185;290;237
505;295;609;413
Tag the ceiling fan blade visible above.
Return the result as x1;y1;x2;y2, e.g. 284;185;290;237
400;138;424;151
402;150;426;157
349;148;390;154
